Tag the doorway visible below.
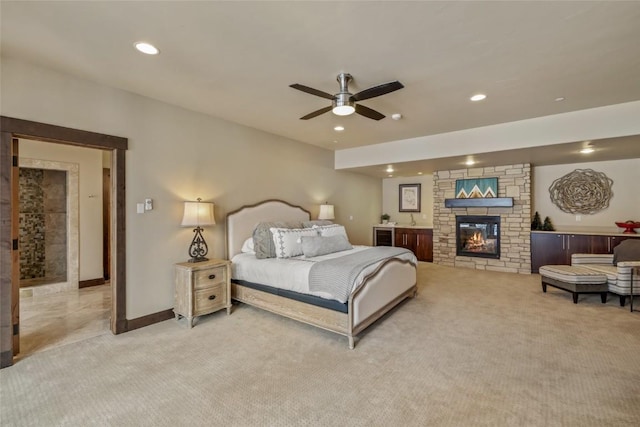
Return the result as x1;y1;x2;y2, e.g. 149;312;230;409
15;141;110;359
0;116;128;368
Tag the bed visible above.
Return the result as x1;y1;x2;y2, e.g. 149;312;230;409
226;199;418;348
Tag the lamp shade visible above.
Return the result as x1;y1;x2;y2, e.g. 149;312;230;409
181;199;215;227
318;204;335;220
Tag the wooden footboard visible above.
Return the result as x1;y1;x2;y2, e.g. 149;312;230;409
349;258;417;347
231;257;417;349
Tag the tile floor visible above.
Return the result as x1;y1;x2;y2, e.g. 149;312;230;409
17;283;111;360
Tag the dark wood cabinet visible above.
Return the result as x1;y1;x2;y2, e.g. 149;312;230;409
394;228;433;262
531;232;640;273
415;229;433;262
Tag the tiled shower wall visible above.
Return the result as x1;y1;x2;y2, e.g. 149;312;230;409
19;168;67;280
433;164;531;274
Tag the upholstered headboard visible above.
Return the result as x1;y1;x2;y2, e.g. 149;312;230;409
226;200;311;258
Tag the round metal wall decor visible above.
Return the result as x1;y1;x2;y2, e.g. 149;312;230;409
548;169;613;214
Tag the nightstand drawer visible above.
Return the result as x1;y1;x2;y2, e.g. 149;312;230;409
194;283;226;313
193;266;226;290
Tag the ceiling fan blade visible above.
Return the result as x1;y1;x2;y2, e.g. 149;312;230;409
300;106;332;120
355;104;385;121
289;84;334;100
351;81;404;102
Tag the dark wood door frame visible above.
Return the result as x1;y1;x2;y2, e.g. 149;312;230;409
0;116;128;368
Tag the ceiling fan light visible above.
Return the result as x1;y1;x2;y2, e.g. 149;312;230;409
332;95;355;116
333;104;355;116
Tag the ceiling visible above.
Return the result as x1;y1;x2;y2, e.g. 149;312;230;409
2;1;640;176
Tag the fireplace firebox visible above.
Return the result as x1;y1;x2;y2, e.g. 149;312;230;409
456;215;500;259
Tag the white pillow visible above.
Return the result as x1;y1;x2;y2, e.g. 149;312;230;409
241;237;255;253
314;224;348;239
270;227;318;258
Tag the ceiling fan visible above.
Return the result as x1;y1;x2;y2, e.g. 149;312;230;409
289;73;404;121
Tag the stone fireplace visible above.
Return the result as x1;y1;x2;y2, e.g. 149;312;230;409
456;215;500;259
433;164;531;274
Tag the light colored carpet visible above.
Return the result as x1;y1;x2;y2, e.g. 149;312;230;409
1;263;639;426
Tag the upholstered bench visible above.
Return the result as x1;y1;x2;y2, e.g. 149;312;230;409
539;265;608;304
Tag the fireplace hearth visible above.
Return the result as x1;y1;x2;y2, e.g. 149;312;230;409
456;215;500;259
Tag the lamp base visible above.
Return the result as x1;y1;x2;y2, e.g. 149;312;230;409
187;227;210;263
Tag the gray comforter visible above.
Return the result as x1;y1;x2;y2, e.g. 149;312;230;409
309;246;414;303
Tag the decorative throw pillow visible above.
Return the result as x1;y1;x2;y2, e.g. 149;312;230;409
613;239;640;265
301;235;353;258
270;227;318;258
302;220;333;228
241;237;255;253
252;221;302;259
314;224;348;239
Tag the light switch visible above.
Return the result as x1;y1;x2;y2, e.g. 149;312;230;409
145;198;153;211
137;203;145;214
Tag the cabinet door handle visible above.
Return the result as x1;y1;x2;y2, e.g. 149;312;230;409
208;295;216;301
208;274;216;280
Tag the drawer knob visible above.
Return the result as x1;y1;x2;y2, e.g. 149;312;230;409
208;295;216;301
208;274;216;280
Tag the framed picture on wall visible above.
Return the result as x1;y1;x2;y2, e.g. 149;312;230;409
399;184;421;212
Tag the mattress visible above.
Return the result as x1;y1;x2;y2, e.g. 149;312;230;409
231;245;416;303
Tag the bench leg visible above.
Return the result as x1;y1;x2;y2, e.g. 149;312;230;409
601;292;607;304
542;282;547;293
619;295;627;307
572;293;578;304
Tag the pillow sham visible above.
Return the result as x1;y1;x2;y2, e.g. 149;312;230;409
252;221;302;259
314;224;348;239
301;235;353;258
270;227;318;258
241;237;255;253
302;220;333;228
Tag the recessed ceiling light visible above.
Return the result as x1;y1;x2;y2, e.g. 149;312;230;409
465;160;475;166
334;125;344;132
555;97;565;102
580;147;594;154
391;113;403;120
470;94;486;102
134;42;159;55
417;172;423;175
388;174;393;177
386;166;394;173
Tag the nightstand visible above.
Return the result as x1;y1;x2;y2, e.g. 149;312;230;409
174;258;231;328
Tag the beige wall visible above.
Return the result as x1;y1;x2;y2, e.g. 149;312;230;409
381;175;434;226
533;159;640;232
19;140;104;282
380;160;639;235
1;58;381;319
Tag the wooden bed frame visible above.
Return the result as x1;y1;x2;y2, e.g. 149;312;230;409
226;200;417;349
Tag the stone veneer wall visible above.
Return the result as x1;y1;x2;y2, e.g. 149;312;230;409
19;168;67;280
433;164;531;274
